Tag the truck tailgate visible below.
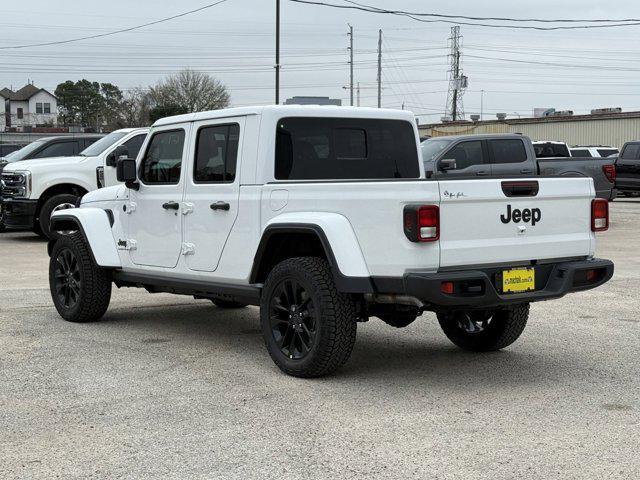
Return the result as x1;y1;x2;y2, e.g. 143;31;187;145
438;177;594;268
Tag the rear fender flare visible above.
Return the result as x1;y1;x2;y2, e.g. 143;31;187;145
49;208;121;268
253;212;373;293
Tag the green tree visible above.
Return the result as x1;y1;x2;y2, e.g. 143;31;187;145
54;80;125;129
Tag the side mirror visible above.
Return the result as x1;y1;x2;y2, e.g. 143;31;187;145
439;158;457;171
116;158;139;190
106;145;129;167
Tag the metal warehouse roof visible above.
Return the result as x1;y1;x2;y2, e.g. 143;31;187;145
420;110;640;129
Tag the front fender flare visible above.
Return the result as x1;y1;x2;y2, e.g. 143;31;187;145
49;208;121;268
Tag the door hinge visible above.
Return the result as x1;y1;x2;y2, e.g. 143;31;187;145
181;242;195;255
118;239;137;251
126;202;137;214
182;202;194;215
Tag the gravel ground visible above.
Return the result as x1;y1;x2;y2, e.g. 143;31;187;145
0;200;638;479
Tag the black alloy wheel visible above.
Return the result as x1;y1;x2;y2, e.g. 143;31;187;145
437;304;530;352
269;278;318;360
53;248;81;309
456;310;493;334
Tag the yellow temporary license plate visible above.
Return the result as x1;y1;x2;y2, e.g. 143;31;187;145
502;268;535;293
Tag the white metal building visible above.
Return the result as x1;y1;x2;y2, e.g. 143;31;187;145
418;111;640;149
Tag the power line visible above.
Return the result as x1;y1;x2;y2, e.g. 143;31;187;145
0;0;232;50
342;0;640;24
289;0;640;30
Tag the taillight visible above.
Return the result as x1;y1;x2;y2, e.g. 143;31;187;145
404;205;439;242
602;164;616;183
591;198;609;232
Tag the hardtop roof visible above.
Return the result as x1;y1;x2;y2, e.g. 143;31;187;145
152;105;416;127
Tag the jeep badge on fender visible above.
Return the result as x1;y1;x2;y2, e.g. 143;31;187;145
500;205;542;226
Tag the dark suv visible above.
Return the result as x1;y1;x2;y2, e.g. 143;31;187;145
0;144;23;158
0;135;103;171
616;141;640;196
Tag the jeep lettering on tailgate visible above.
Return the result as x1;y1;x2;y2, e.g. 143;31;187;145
500;205;542;226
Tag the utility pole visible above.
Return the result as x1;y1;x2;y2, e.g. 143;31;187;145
348;24;354;106
275;0;281;104
377;29;382;108
357;82;361;107
445;26;467;121
480;89;484;121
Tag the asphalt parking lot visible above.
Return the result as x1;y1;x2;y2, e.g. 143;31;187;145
1;201;639;480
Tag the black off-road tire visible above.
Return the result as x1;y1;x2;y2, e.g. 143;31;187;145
49;233;112;323
437;304;529;352
379;309;419;328
39;193;79;239
260;257;358;378
211;299;247;309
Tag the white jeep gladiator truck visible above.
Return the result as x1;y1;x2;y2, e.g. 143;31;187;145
47;106;614;378
1;128;148;238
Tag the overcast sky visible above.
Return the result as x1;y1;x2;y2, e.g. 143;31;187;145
1;0;639;123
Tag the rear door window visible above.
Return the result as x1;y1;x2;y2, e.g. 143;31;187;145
488;139;528;164
571;149;592;158
444;141;484;170
275;117;419;180
194;124;240;183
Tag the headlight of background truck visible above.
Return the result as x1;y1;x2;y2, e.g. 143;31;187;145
1;171;32;198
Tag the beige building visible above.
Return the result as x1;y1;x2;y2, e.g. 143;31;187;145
418;111;640;149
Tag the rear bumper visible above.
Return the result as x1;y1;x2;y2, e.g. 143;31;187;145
1;197;37;229
374;258;614;310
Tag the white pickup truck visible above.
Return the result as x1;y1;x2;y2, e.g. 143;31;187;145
47;106;613;377
1;128;148;238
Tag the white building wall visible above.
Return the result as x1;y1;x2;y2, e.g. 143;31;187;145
9;100;29;127
419;117;640;149
0;97;6;130
28;91;57;126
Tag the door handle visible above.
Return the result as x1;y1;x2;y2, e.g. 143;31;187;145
210;201;230;211
476;170;488;176
520;169;534;174
162;201;180;210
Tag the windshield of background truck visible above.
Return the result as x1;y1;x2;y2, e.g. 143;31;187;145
421;139;453;162
80;132;127;157
5;139;47;162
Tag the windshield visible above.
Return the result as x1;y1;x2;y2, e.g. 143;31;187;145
5;139;48;162
80;132;127;157
421;139;453;162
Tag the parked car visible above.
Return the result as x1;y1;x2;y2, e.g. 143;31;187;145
615;141;640;196
532;141;571;158
422;134;617;200
1;128;148;238
570;146;620;158
0;135;103;170
0;143;24;158
46;106;613;378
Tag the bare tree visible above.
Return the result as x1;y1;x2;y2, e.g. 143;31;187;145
149;69;230;113
121;87;153;127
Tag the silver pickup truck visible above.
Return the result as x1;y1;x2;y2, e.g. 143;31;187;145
422;134;616;200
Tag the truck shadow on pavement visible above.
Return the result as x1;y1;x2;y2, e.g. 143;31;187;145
96;301;571;388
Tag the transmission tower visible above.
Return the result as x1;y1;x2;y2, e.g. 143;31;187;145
445;26;467;121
